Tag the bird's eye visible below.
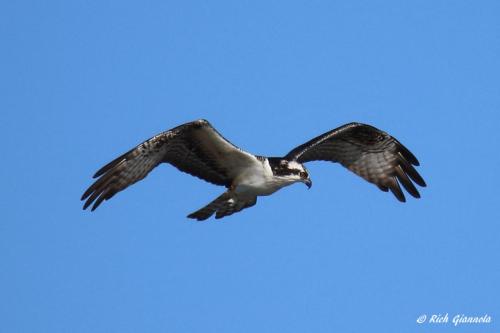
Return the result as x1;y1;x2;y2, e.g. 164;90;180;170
299;171;308;178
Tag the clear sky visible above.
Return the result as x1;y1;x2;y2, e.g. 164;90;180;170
2;0;499;332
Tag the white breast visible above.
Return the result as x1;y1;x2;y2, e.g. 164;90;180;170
234;159;297;196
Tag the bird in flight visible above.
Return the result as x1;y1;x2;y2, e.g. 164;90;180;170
81;119;426;220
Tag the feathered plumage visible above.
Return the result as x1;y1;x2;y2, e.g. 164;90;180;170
82;119;426;220
285;122;426;202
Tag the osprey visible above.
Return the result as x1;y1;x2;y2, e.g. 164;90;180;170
81;119;426;220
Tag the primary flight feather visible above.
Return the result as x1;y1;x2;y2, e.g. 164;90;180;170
81;119;426;220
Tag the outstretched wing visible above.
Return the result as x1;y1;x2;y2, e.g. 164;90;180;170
285;122;426;202
81;119;259;211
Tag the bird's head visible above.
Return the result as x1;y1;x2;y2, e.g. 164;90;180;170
270;159;312;189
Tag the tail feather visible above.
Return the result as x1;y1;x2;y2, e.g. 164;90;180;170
187;192;257;221
187;192;231;221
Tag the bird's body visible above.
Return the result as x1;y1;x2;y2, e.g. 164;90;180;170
232;159;304;195
81;119;426;220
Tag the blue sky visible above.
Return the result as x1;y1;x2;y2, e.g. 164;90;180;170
2;0;499;332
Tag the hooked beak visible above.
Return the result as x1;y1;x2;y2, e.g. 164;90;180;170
303;178;312;189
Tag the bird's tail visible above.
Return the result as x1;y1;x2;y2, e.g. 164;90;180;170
187;191;257;221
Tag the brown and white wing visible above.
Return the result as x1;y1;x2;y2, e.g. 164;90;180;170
81;119;260;211
285;122;426;202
